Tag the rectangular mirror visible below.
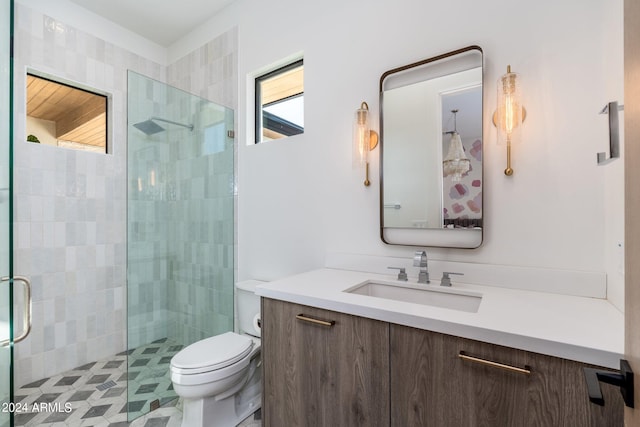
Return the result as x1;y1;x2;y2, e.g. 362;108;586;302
380;46;483;248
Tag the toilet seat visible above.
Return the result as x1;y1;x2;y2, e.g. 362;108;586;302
171;332;253;375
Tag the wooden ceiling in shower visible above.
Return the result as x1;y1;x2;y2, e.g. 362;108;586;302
26;74;107;148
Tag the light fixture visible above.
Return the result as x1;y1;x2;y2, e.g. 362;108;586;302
493;65;526;176
443;109;470;182
353;102;379;186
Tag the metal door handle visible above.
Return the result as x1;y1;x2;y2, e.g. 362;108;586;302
459;351;531;375
584;359;634;408
1;275;32;346
597;101;623;165
296;314;336;327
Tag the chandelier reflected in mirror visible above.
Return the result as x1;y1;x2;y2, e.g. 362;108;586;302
443;109;470;182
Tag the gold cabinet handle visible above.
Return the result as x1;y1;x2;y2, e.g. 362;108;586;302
296;314;336;327
459;351;531;375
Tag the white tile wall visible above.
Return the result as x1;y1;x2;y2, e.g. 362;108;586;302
12;5;164;387
166;28;239;339
13;5;239;389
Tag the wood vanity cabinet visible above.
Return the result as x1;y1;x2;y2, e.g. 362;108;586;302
262;298;623;427
261;298;390;427
390;324;624;427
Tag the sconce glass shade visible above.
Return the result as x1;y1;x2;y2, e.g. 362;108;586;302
443;132;470;182
495;66;524;146
353;102;371;168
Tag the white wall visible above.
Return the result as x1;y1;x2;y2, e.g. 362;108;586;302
602;0;625;313
383;68;482;228
177;0;623;304
25;116;57;146
383;79;443;228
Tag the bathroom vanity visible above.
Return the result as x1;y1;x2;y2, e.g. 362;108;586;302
258;268;624;426
262;298;389;426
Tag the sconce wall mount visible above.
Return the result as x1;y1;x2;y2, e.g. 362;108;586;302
493;65;526;176
353;101;379;186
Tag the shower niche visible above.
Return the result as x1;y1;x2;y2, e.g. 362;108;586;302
126;71;235;421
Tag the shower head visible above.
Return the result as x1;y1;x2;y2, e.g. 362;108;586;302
133;119;165;136
133;117;194;136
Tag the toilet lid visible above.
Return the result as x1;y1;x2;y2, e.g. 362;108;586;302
170;332;253;375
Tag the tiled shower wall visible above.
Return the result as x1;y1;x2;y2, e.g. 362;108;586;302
164;101;235;346
166;30;238;343
167;28;238;110
12;4;239;387
127;72;235;349
126;72;173;350
12;5;165;387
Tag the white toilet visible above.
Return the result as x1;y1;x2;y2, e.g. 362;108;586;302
170;280;264;427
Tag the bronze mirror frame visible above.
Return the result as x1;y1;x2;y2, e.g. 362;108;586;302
379;45;484;248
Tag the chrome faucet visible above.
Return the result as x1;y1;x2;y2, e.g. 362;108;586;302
388;267;408;281
413;251;430;284
440;272;464;287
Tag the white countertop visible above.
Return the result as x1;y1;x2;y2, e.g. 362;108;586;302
255;268;624;369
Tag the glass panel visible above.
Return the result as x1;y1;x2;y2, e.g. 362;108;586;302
126;71;235;422
0;1;13;427
255;59;304;142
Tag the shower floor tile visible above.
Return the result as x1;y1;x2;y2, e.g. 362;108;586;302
15;339;261;426
15;347;129;427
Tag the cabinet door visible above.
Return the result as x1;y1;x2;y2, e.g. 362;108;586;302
262;298;390;427
390;324;623;427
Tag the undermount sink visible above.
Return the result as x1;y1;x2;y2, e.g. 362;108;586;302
344;280;482;313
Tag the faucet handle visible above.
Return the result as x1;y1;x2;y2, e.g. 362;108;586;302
388;267;408;281
440;272;463;287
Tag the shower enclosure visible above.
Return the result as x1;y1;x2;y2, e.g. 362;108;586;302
0;2;12;426
126;71;235;421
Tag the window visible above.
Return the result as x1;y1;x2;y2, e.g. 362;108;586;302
255;59;304;143
26;73;109;153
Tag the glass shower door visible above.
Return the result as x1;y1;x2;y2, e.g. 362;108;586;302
0;1;13;427
127;71;235;421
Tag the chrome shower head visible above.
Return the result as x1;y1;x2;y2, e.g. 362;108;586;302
133;117;194;136
133;119;165;136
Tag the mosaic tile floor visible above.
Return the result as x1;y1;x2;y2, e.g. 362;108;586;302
124;338;184;421
14;338;261;426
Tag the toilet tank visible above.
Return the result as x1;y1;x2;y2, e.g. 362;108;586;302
235;280;265;338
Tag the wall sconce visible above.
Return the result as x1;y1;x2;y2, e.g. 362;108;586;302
493;65;526;176
443;109;470;182
353;101;379;186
